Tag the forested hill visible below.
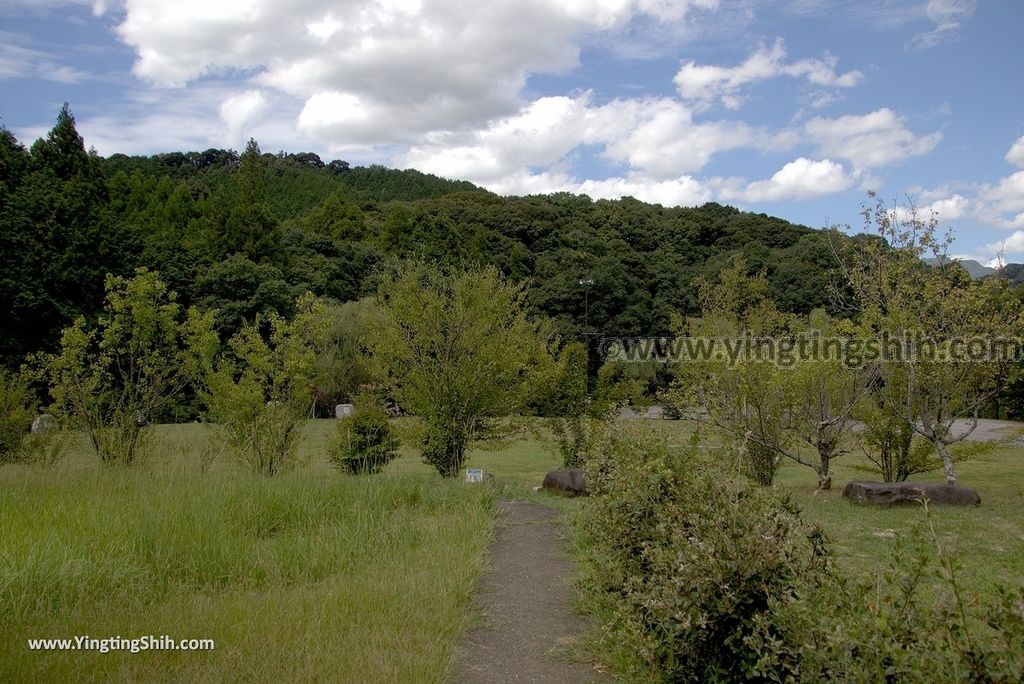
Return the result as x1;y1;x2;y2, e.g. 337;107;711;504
2;106;848;366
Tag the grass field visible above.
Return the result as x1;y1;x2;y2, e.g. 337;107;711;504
0;425;497;682
2;417;1022;681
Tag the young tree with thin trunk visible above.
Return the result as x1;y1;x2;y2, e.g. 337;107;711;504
48;269;217;464
836;195;1023;485
371;262;549;478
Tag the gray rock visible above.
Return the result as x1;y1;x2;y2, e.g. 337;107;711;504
335;403;354;419
541;468;588;495
30;414;58;434
842;480;981;507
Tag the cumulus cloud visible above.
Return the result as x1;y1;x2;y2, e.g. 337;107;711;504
598;98;762;177
723;157;854;202
114;0;717;146
18;83;316;158
804;108;941;169
893;193;969;224
986;230;1024;256
578;174;713;206
220;89;268;146
975;172;1024;229
1006;135;1024;168
922;194;969;220
908;0;976;50
401;93;793;191
673;38;862;109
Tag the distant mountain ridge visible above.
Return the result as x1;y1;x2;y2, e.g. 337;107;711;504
925;257;998;279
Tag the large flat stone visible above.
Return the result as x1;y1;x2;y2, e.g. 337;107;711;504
842;480;981;507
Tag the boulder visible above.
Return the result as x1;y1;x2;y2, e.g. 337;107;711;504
335;403;354;419
30;414;58;434
842;481;981;507
541;468;588;495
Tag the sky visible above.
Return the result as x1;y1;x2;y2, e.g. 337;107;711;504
1;0;1023;264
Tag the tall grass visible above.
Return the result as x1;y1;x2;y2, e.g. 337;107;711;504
0;463;495;682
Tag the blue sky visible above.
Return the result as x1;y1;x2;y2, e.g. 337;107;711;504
2;0;1023;263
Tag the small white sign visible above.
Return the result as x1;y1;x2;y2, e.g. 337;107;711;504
466;468;484;483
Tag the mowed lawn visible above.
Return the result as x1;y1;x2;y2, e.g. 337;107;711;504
2;417;1022;681
625;419;1024;599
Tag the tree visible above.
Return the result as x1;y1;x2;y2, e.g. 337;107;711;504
372;263;549;477
205;292;329;475
1;108;136;364
838;196;1024;485
0;369;36;463
48;269;217;464
309;297;380;416
672;260;794;485
545;342;597;468
854;383;935;482
776;312;873;490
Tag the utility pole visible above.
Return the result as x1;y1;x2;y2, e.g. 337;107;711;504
579;277;594;333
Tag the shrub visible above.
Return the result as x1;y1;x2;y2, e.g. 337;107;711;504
0;369;35;463
327;399;398;474
0;369;67;466
47;269;217;465
577;426;828;682
578;427;1024;682
205;293;328;476
777;511;1024;682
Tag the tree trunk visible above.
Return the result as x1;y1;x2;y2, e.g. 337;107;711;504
936;440;956;485
814;448;832;491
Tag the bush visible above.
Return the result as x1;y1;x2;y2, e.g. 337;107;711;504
327;399;398;474
47;269;216;465
0;370;35;464
0;369;67;466
205;293;328;476
577;426;828;681
578;426;1024;682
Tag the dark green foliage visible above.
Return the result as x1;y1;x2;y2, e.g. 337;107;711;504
327;398;398;474
1;108;137;365
2;106;916;376
578;426;1024;682
0;369;35;463
578;426;828;681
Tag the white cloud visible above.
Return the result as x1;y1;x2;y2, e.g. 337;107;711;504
908;0;975;50
0;39;90;83
577;174;713;206
113;0;718;147
923;194;969;220
401;94;596;183
401;94;780;187
1006;135;1024;168
893;193;969;224
17;83;318;158
976;172;1024;229
219;89;267;146
673;38;861;109
988;230;1024;254
597;98;762;177
805;108;941;169
724;157;854;202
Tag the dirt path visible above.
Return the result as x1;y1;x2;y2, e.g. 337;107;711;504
452;500;605;683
